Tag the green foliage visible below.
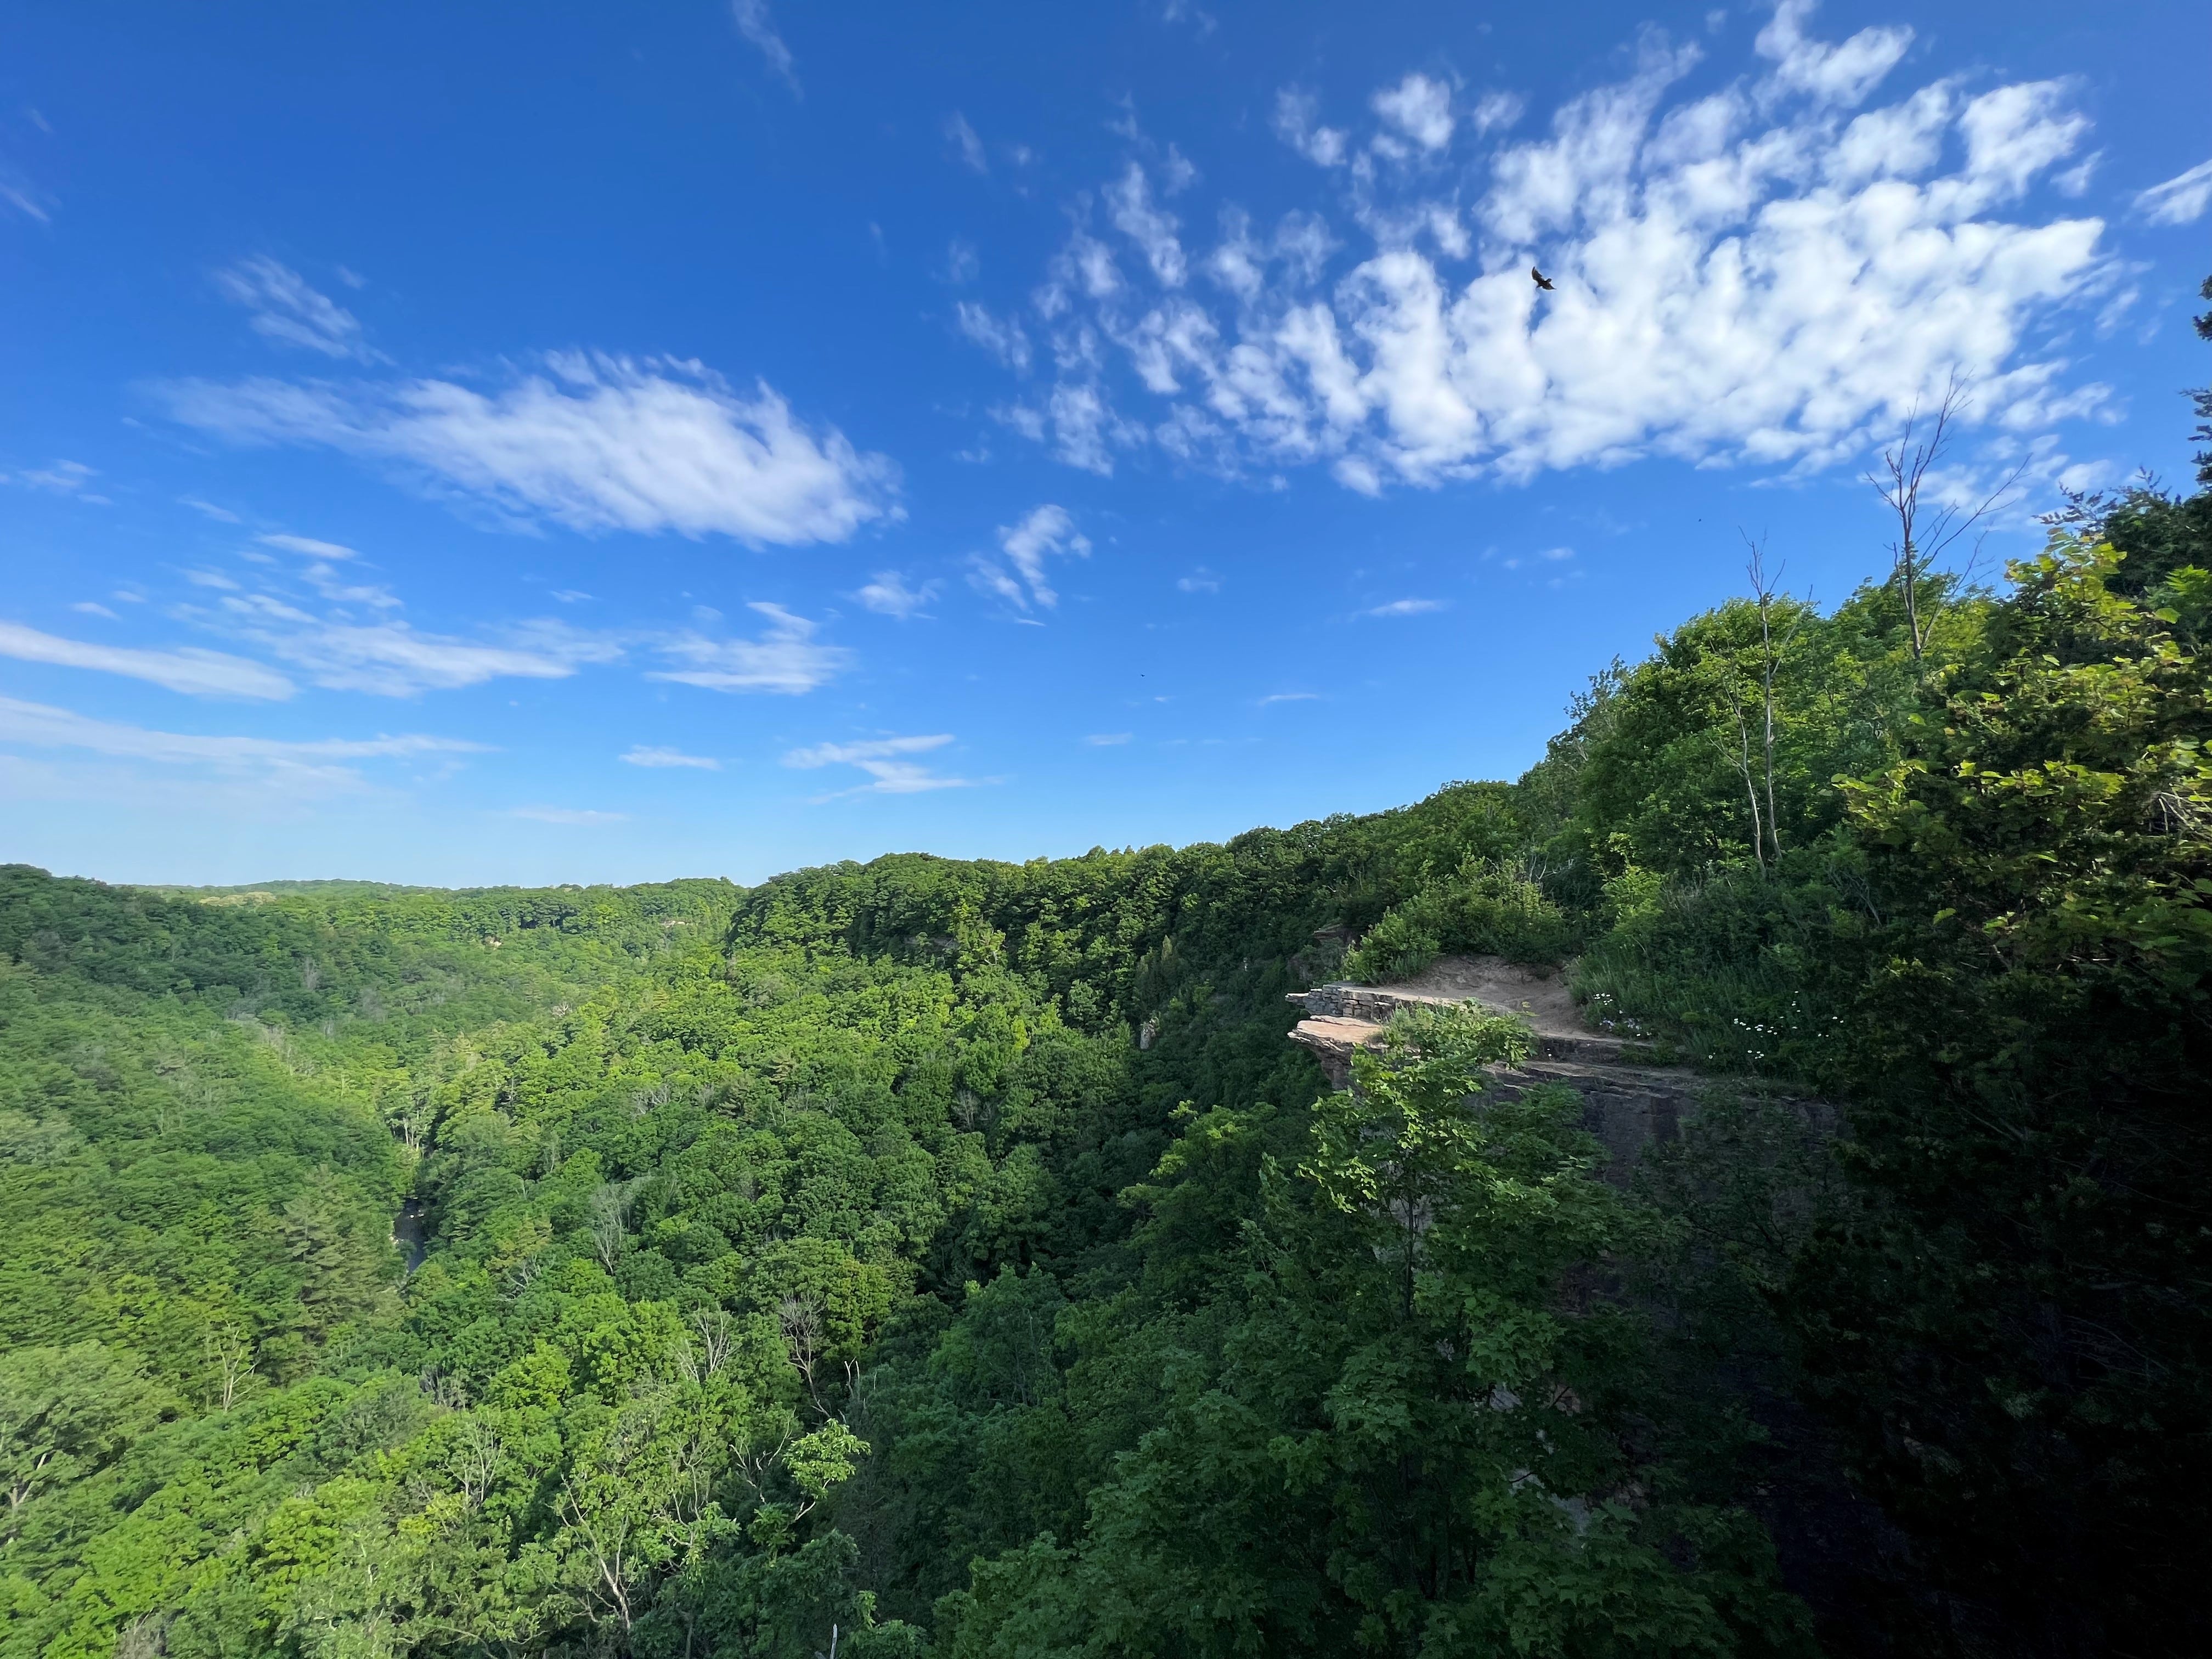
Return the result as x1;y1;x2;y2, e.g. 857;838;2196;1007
7;356;2212;1652
935;1006;1809;1657
1345;857;1582;980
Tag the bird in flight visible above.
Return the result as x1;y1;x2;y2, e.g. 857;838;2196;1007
1531;267;1556;291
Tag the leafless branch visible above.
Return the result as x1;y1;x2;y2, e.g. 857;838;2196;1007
1868;374;2028;661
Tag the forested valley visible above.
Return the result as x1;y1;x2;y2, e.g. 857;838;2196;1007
4;303;2209;1658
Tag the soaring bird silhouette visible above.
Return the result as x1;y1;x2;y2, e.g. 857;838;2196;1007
1531;267;1556;291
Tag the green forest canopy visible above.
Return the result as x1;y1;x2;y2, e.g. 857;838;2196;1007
3;303;2209;1658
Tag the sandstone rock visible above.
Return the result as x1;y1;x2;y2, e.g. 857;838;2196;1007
1286;956;1818;1182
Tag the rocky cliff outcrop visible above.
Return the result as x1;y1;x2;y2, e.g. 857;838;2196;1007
1288;956;1818;1180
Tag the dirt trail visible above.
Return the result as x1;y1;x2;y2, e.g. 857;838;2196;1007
1381;956;1587;1038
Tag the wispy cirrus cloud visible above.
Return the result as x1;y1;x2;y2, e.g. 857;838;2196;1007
5;459;106;500
945;111;988;173
257;532;360;560
0;693;481;792
856;571;939;619
161;539;855;701
781;732;984;797
968;504;1090;611
731;0;799;94
214;257;377;360
648;602;851;694
0;161;53;223
158;354;898;548
983;3;2115;494
1361;598;1446;618
223;604;609;697
2135;157;2212;226
0;619;295;699
621;745;721;770
955;302;1032;373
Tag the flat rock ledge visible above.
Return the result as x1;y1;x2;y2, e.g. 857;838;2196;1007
1288;958;1798;1179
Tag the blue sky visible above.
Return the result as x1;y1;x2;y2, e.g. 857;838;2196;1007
2;0;2207;887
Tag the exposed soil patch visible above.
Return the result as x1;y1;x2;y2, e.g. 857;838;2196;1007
1382;955;1585;1038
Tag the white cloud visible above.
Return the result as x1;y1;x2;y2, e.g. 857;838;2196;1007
1362;597;1446;617
1274;89;1348;167
955;302;1032;373
783;733;947;768
0;619;294;699
1084;731;1132;745
2136;157;2212;227
1106;163;1188;287
856;571;939;619
1501;544;1577;569
157;550;625;698
271;623;585;695
782;731;980;796
973;504;1090;610
945;111;988;173
300;562;401;610
214;257;375;360
946;239;981;285
966;557;1030;609
731;0;799;93
0;693;481;792
1754;0;1912;106
179;496;242;522
0;165;52;223
161;354;898;548
1036;381;1140;475
71;602;119;619
511;805;627;825
1259;691;1319;705
258;532;359;560
1373;74;1454;151
7;460;105;500
1469;91;1525;137
1000;9;2113;492
621;745;721;770
1177;567;1221;592
648;602;850;694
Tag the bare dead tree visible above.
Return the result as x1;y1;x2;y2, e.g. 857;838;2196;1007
205;1324;256;1412
1870;375;2029;662
1731;706;1768;878
114;1614;168;1659
449;1414;503;1508
690;1308;733;1379
730;1420;794;1507
588;1181;637;1273
778;1295;829;1415
1745;537;1787;868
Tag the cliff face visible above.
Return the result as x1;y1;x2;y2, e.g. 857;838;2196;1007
1288;956;1826;1179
